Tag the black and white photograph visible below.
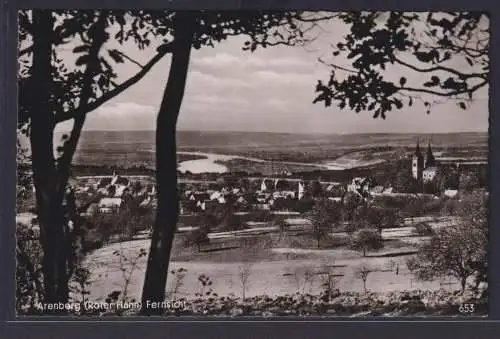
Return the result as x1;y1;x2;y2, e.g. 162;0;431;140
17;10;489;317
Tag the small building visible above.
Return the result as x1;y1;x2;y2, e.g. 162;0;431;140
255;203;271;210
347;177;373;197
444;189;458;198
370;185;385;195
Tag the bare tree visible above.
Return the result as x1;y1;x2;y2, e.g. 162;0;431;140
238;262;253;300
355;263;372;294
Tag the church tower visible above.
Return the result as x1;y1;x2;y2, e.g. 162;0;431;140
412;139;424;180
425;140;436;168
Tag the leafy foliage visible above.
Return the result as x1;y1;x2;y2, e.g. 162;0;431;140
309;199;342;247
350;228;383;257
314;12;489;117
407;190;488;292
16;223;44;314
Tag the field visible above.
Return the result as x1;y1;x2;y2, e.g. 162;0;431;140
80;216;464;304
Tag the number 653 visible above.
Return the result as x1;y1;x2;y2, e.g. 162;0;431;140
459;303;475;313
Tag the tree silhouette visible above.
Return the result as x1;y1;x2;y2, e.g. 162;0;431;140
140;10;337;313
314;12;489;117
18;10;183;308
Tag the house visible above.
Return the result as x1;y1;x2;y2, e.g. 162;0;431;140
98;197;122;213
383;187;394;194
114;185;129;198
347;177;373;197
260;179;276;192
370;185;385;195
325;183;344;197
97;177;112;188
140;197;152;207
256;193;271;203
236;196;248;206
298;181;305;200
111;171;130;187
210;191;223;201
444;189;458;198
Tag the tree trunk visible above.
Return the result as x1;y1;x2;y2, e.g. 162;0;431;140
141;14;195;315
460;276;467;294
29;11;70;308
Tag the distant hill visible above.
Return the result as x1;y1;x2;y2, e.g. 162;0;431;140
52;130;488;168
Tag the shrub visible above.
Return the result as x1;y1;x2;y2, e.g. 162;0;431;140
413;223;433;236
350;228;383;257
185;226;210;252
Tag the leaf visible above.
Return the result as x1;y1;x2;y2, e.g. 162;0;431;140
399;77;407;87
459;102;467;110
409;97;413;106
466;57;474;66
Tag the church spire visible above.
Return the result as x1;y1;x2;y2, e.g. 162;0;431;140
414;138;422;157
425;139;436;167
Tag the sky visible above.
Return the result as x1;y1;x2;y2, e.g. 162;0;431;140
51;12;489;135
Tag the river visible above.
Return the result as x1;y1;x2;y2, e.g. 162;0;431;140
176;151;383;174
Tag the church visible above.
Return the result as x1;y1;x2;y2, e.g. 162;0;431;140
411;140;439;183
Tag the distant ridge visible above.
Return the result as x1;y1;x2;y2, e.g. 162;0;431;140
60;129;489;137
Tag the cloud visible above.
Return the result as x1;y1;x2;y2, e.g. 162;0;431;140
262;98;290;111
84;102;157;130
192;52;312;70
253;70;318;86
189;94;249;106
187;70;252;89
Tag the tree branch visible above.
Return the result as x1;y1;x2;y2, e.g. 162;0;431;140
110;49;145;68
399;79;488;97
318;57;357;73
54;42;174;124
394;57;487;80
19;45;34;57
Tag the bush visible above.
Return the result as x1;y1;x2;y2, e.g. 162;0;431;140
413;223;433;236
185;226;210;252
16;224;43;315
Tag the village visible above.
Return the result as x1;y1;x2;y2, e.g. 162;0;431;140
17;140;487;238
